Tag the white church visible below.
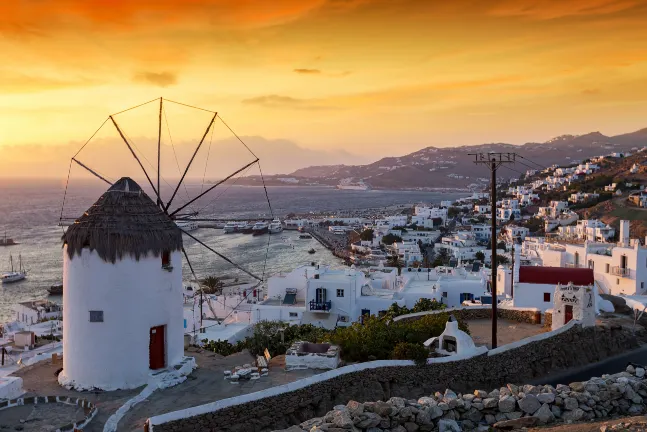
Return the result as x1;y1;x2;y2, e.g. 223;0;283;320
59;177;185;391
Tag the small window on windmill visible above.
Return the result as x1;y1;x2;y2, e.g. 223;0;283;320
89;311;104;323
162;250;172;270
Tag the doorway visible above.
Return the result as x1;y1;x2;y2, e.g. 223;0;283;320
564;305;573;325
149;325;166;370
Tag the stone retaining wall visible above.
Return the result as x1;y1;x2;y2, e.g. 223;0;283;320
545;310;553;329
280;365;647;432
148;324;639;432
0;395;97;431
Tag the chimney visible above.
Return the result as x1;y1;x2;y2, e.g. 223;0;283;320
620;220;630;247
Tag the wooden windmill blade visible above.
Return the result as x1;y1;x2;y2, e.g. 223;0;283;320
61;97;272;297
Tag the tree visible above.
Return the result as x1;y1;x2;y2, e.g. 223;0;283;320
496;254;510;265
475;251;485;262
496;241;507;251
382;233;403;245
448;206;462;218
360;229;374;242
201;276;225;295
387;255;404;273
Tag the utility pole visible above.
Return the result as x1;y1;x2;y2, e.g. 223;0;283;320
469;152;516;349
510;236;515;299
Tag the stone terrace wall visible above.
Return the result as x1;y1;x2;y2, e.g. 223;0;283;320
545;310;553;329
148;324;639;432
394;305;541;325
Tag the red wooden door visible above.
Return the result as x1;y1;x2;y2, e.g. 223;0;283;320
564;305;573;325
149;325;165;370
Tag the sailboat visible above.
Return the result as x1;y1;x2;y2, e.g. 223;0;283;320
2;254;27;284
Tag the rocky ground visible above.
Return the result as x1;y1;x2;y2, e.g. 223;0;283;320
273;366;647;432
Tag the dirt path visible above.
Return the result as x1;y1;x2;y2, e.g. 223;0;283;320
466;319;547;348
529;415;647;431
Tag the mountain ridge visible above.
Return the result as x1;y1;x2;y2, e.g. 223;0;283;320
239;128;647;190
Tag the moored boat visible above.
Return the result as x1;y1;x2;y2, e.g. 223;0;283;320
2;254;27;284
0;231;18;247
268;219;283;234
48;283;63;295
252;221;269;236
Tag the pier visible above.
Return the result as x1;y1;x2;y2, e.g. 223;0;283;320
307;227;352;261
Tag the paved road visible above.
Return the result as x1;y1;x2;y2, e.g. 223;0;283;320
530;344;647;387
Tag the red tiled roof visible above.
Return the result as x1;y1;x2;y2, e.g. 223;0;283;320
518;266;594;286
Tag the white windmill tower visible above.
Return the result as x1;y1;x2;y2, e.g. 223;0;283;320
58;98;272;390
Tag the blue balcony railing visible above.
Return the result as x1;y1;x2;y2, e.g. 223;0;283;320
309;300;332;312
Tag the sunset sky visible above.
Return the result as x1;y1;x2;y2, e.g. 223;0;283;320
1;0;647;177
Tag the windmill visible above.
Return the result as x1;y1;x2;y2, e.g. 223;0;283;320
60;97;274;334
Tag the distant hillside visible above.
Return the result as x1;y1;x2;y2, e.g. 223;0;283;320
241;128;647;190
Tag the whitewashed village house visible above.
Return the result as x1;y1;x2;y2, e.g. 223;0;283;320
59;178;185;391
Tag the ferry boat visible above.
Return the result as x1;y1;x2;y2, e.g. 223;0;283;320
252;221;269;236
336;179;370;191
238;222;256;234
175;220;199;232
223;221;237;233
308;248;316;254
268;219;283;234
299;234;312;239
2;254;27;284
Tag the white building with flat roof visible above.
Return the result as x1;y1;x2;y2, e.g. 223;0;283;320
557;220;615;243
437;233;483;261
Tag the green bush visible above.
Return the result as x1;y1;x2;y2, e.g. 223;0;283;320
328;312;468;362
201;321;330;357
391;342;429;366
383;298;446;319
201;311;468;364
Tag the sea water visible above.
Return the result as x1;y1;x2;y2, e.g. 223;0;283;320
0;178;467;322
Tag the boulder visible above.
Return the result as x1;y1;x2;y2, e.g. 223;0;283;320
438;419;461;432
346;400;364;417
562;408;585;422
417;397;437;407
493;416;539;430
637;368;646;378
518;394;541;414
564;397;579;410
330;410;354;429
570;382;586;392
355;412;382;429
498;396;517;413
533;403;555;425
483;398;498;409
537;393;555;404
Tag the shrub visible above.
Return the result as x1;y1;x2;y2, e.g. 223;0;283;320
391;342;429;366
201;321;330;357
328;312;468;362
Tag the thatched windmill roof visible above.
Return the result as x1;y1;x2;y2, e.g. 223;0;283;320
62;177;183;263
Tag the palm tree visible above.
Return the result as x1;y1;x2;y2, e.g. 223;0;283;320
201;276;225;295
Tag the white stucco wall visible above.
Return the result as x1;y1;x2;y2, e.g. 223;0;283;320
512;283;555;312
285;352;339;370
59;247;184;391
251;305;305;324
0;377;23;400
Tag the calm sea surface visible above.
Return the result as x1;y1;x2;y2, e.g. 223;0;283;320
0;179;467;322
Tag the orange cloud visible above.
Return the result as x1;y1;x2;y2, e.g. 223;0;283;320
489;0;641;19
133;71;178;87
294;69;321;74
0;0;371;35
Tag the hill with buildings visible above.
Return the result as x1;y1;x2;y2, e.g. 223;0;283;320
240;128;647;190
